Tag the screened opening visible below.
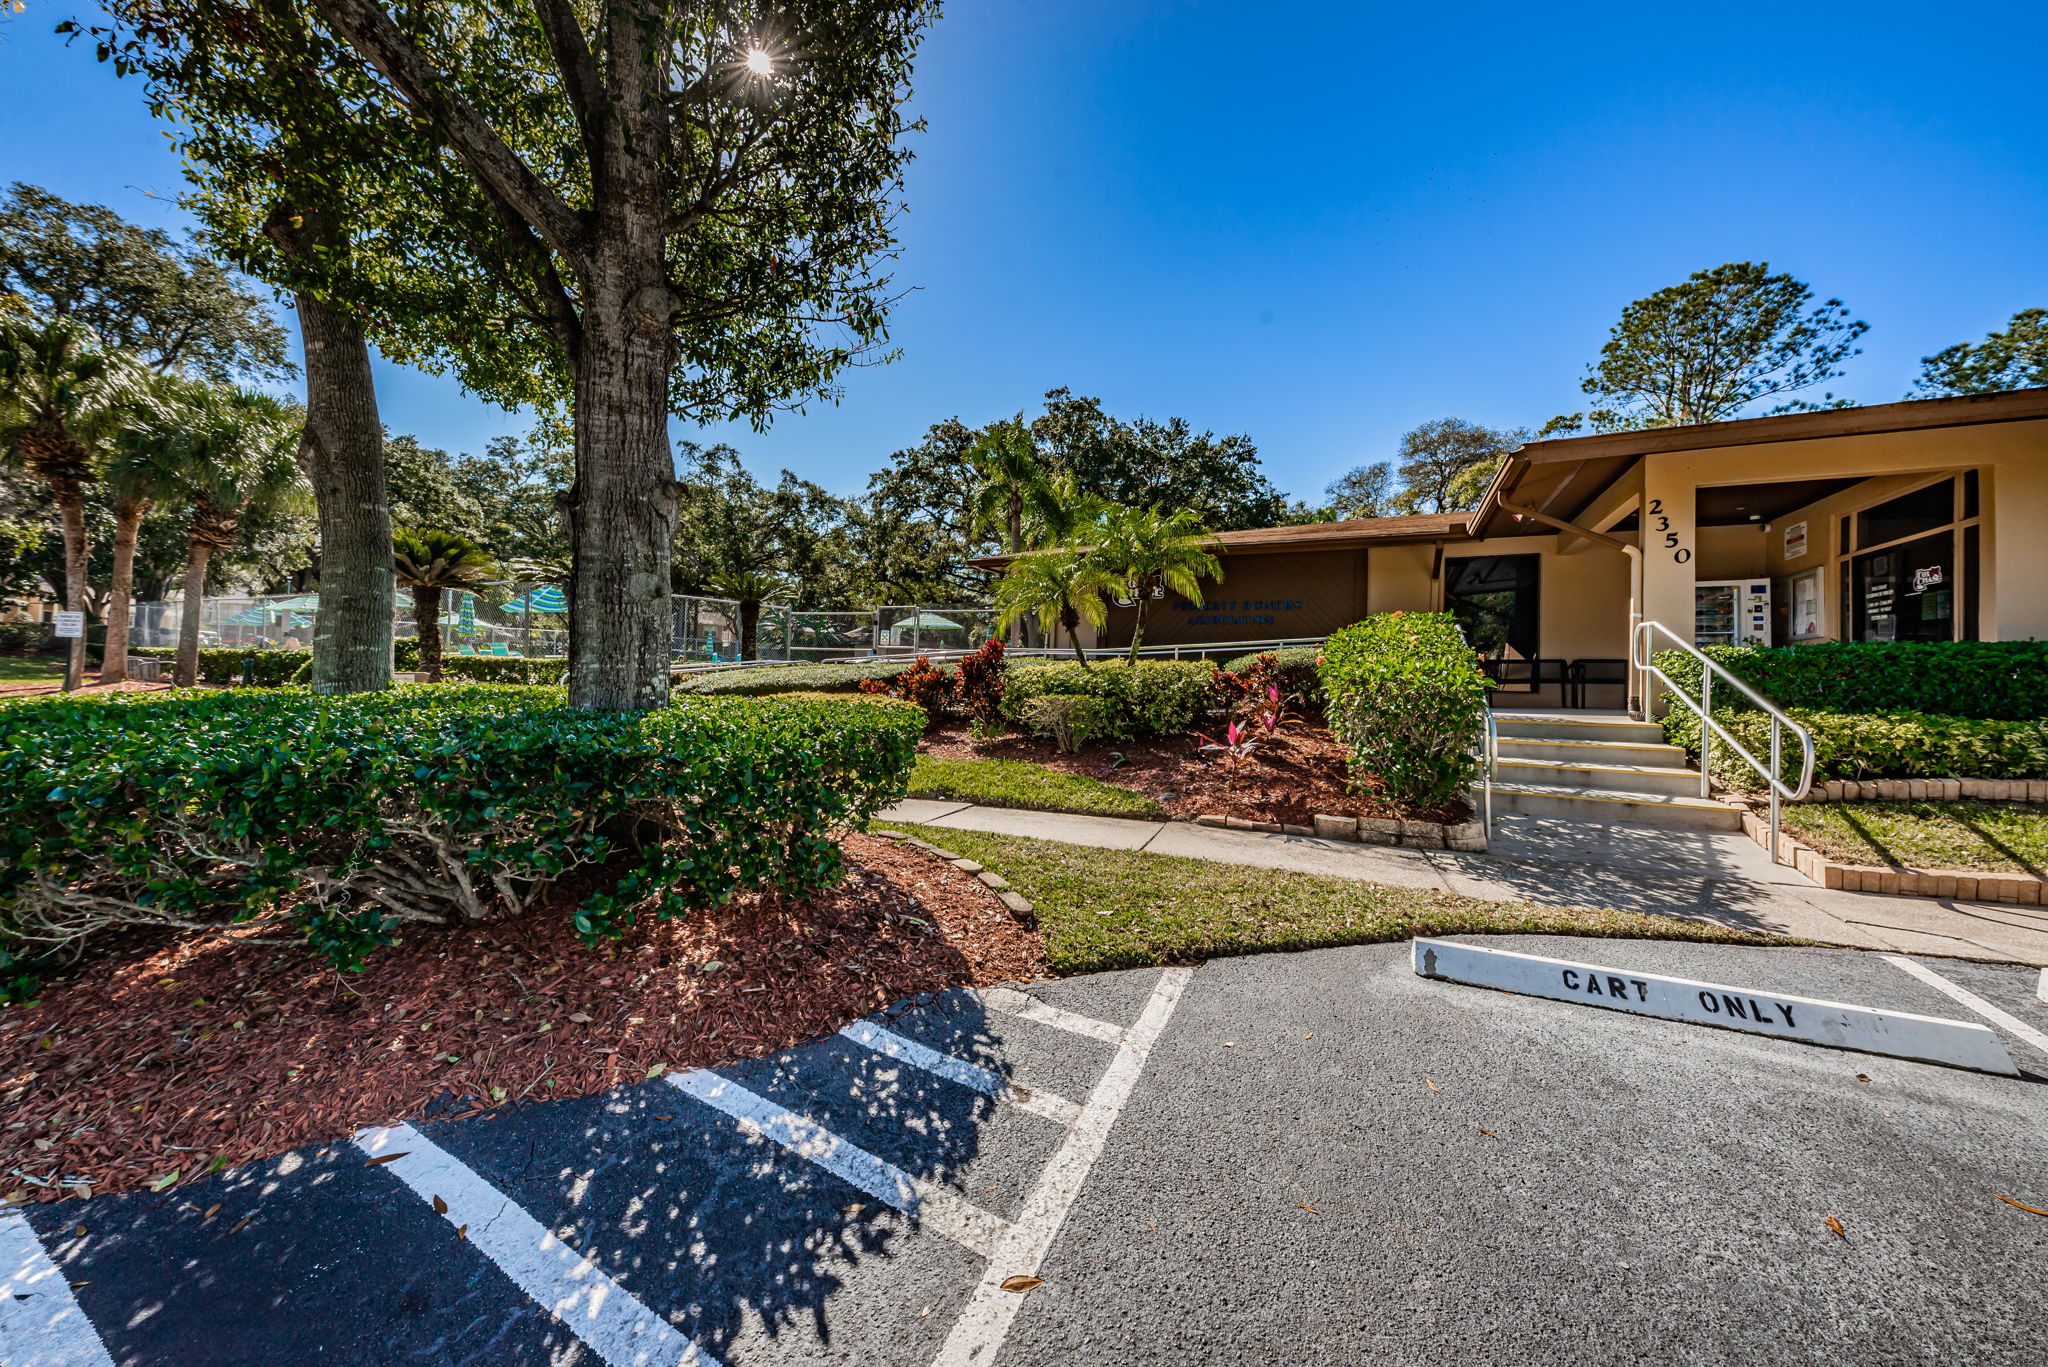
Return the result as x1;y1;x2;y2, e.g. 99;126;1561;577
1444;554;1540;660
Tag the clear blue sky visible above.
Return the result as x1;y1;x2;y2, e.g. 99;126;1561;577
6;1;2046;503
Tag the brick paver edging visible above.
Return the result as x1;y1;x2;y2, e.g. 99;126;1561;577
1191;811;1487;852
1734;803;2046;907
872;830;1039;928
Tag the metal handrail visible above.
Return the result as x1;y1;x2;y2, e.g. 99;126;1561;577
1481;708;1498;839
1631;620;1816;865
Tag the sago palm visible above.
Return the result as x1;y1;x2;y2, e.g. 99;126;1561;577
1089;504;1223;664
993;546;1117;666
393;527;497;681
705;566;796;661
0;317;141;688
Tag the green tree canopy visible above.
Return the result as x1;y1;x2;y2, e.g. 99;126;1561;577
90;0;940;710
0;183;291;382
1545;262;1867;434
1388;418;1524;515
1029;388;1286;530
1911;308;2048;397
1323;461;1395;520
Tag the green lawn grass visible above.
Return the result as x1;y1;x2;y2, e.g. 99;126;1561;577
0;657;63;685
906;755;1164;820
878;822;1792;976
1782;800;2048;875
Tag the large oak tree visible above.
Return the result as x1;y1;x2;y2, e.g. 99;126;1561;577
94;0;935;709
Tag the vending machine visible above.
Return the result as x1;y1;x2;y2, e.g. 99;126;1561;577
1695;580;1773;647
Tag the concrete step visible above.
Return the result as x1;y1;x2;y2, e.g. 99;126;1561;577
1485;781;1744;831
1491;713;1667;746
1493;757;1703;797
1496;735;1690;767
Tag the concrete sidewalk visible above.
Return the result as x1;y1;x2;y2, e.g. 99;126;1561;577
878;800;2048;966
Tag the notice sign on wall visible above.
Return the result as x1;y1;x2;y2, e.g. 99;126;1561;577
52;611;85;639
1782;520;1808;560
1411;937;2016;1074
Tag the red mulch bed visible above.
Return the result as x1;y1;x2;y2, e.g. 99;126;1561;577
922;720;1469;827
0;834;1044;1206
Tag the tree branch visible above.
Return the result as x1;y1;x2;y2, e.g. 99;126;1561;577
526;0;606;177
305;0;589;272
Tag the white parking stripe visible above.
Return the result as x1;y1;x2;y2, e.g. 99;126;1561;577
981;987;1126;1044
839;1021;1085;1127
352;1125;718;1367
934;966;1195;1367
0;1211;115;1367
1883;956;2048;1059
665;1070;1011;1259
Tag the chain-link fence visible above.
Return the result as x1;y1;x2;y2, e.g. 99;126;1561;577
133;592;1002;664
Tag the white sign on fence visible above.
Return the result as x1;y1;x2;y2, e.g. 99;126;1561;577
52;611;84;639
1412;938;2017;1075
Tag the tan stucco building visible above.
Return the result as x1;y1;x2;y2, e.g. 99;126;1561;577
1027;387;2048;710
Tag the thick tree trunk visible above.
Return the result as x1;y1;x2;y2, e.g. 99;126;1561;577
56;488;88;692
293;287;394;694
565;272;678;712
100;496;145;685
411;583;443;681
175;541;213;688
738;598;760;661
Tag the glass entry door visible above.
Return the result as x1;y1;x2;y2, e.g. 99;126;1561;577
1853;531;1954;643
1444;554;1540;660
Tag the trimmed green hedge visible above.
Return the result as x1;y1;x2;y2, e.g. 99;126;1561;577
1664;706;2048;784
1223;645;1324;708
0;685;921;973
1001;660;1213;740
1319;613;1490;813
129;646;569;685
672;658;920;697
1656;641;2048;721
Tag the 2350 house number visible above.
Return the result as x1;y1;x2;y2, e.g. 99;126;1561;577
1649;497;1691;564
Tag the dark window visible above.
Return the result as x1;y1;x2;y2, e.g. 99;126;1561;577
1853;531;1955;643
1963;469;1980;520
1444;554;1540;660
1857;479;1954;550
1838;514;1852;555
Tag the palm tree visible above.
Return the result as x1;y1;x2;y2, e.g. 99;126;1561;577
706;567;796;661
158;389;303;687
393;528;496;681
969;419;1059;646
100;375;202;684
993;546;1117;665
1090;504;1223;664
0;317;139;690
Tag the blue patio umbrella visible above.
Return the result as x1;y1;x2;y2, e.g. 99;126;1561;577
501;585;567;613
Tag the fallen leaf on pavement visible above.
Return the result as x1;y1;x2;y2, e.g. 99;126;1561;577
1855;1074;1871;1082
363;1153;409;1167
1478;1128;1499;1139
1995;1194;2048;1217
1297;1203;1319;1214
1424;1079;1439;1092
1222;1042;1235;1048
202;1205;219;1220
456;1224;468;1240
432;1195;448;1215
1825;1215;1846;1239
1000;1276;1043;1293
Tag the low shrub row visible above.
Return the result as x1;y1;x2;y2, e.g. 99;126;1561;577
1002;659;1213;744
1319;613;1490;813
671;657;920;697
1656;640;2048;721
128;646;569;685
0;685;922;978
0;623;58;657
1663;705;2048;783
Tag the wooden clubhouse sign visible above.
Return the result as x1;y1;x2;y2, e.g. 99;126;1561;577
1412;938;2017;1076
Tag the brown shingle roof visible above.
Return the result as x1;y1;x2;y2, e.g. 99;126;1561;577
968;512;1471;569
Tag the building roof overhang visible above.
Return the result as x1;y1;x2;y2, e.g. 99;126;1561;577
1469;386;2048;539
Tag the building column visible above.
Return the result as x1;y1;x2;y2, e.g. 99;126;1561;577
1638;455;1700;712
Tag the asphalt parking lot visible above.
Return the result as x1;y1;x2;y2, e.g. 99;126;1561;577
5;939;2044;1367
